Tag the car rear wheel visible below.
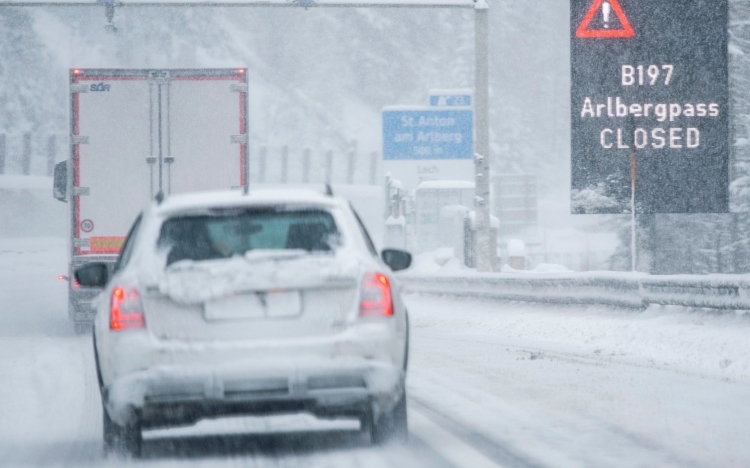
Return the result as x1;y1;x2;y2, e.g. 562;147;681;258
368;390;408;445
103;406;142;458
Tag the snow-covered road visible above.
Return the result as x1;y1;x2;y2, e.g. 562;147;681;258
406;296;750;467
1;238;749;467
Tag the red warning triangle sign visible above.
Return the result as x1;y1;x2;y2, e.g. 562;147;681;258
576;0;634;38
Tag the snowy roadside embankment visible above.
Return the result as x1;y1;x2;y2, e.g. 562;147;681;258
407;295;750;384
0;175;66;238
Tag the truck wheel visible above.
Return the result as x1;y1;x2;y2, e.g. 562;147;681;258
369;390;408;445
103;406;142;458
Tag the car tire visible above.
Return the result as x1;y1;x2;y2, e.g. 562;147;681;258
73;322;90;335
103;406;142;458
369;390;408;445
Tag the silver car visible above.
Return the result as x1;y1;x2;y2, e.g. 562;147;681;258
75;188;412;457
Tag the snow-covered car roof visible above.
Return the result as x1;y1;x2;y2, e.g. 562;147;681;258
154;188;341;217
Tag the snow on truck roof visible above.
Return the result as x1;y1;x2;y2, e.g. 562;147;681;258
155;188;340;216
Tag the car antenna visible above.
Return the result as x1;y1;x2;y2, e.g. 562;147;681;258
155;190;165;204
325;184;333;197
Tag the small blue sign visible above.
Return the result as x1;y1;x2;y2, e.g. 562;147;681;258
383;108;473;161
429;94;472;107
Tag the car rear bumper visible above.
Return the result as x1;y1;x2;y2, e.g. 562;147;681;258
103;356;404;427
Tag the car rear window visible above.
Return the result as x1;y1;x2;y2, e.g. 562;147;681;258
158;208;339;266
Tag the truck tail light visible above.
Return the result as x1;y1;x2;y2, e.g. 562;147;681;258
359;273;393;317
110;287;145;330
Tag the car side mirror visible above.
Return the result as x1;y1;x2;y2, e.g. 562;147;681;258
74;263;109;288
53;161;67;202
382;249;412;272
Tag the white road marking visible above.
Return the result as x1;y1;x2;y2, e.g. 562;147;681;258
408;408;507;468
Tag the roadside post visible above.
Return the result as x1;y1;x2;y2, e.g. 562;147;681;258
474;0;492;271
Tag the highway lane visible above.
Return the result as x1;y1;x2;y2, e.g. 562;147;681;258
3;238;749;467
0;238;512;468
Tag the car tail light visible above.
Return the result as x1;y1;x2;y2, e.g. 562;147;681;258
359;273;393;317
110;287;145;330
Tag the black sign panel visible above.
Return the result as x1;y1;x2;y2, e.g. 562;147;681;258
571;0;728;214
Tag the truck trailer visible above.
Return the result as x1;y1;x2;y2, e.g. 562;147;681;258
53;68;248;333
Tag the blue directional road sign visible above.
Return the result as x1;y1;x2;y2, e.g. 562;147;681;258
383;108;473;161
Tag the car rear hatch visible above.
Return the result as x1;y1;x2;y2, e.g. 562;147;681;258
141;207;362;342
142;255;360;342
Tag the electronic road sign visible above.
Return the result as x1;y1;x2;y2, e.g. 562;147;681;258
571;0;728;214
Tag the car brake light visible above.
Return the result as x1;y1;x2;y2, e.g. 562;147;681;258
359;273;393;317
110;286;145;330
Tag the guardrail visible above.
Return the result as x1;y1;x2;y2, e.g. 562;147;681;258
399;271;750;311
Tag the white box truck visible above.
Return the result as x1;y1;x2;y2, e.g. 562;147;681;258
53;68;248;332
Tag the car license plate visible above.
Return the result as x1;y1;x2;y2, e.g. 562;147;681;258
204;294;265;321
264;290;301;318
204;291;301;320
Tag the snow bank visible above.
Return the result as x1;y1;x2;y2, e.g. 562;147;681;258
407;295;750;384
506;239;526;257
529;263;573;273
411;248;467;274
406;295;750;467
385;215;406;226
0;175;66;238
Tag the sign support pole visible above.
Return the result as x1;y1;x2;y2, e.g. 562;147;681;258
630;149;636;272
474;0;492;272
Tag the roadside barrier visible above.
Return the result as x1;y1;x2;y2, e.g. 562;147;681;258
399;271;750;311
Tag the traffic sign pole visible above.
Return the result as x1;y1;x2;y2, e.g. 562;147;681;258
630;148;636;272
474;0;493;272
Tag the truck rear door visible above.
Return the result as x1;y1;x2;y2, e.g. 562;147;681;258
164;70;247;195
72;70;152;256
70;69;247;257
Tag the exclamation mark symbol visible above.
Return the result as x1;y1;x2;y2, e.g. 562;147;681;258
602;1;611;28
